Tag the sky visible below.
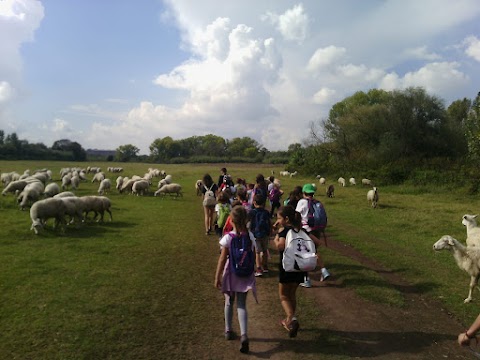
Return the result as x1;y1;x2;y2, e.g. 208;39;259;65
0;0;479;154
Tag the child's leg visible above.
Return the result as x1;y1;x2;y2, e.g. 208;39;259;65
279;283;298;323
236;292;248;336
224;293;235;332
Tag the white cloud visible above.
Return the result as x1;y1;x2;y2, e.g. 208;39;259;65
262;4;309;43
312;87;336;105
464;35;480;62
402;46;441;61
0;81;13;103
307;46;346;71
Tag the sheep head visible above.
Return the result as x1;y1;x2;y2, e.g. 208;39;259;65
462;214;478;228
30;219;43;234
433;235;456;251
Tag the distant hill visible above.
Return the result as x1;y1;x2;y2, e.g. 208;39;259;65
86;149;116;157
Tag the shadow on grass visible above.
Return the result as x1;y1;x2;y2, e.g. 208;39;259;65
248;329;455;358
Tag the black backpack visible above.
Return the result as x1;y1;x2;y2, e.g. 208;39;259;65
250;208;271;239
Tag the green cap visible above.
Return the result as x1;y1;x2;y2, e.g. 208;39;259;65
302;183;316;194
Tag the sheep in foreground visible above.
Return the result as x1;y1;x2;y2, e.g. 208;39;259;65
433;235;480;303
367;187;379;208
18;181;44;210
80;196;112;222
44;182;60;198
98;178;112;195
2;180;28;196
30;198;68;234
349;177;356;186
462;214;480;248
338;177;346;187
154;183;182;197
326;184;335;198
59;196;85;225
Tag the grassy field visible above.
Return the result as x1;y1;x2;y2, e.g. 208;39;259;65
0;160;479;358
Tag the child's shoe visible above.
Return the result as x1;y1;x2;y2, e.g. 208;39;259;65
254;267;263;277
240;335;249;353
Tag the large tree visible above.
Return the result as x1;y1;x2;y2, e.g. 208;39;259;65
116;144;139;162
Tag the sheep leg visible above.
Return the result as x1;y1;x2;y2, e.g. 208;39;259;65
464;275;479;303
106;209;112;221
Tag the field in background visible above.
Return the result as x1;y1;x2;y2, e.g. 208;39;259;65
0;160;479;358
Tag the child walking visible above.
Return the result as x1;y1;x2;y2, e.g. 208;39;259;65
249;194;271;276
273;205;319;338
214;206;257;354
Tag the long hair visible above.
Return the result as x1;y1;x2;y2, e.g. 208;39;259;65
203;173;213;187
231;206;248;233
277;205;302;230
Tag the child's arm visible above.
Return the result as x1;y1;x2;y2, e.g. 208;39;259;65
214;246;229;289
273;233;286;251
308;232;321;247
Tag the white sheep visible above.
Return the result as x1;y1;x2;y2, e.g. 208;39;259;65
115;176;124;192
338;177;346;187
59;196;85;225
71;175;80;190
2;180;28;196
18;181;44;210
30;198;68;234
91;172;105;183
462;214;480;248
349;177;356;186
61;174;72;190
433;235;480;303
289;171;298;178
120;179;136;194
367;187;379;208
279;171;290;177
362;178;372;186
44;182;60;198
98;178;112;195
319;177;326;185
158;174;173;189
132;180;149;196
195;180;203;196
80;196;112;222
53;191;76;198
154;183;182;197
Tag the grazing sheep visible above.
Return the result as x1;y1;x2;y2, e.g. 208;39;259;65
61;174;72;190
54;191;76;198
349;177;356;186
195;180;203;196
71;175;80;190
367;187;379;208
289;171;298;178
462;214;480;248
158;174;173;189
30;198;68;234
18;181;44;210
2;180;28;196
154;183;182;197
319;177;326;185
326;184;335;198
279;171;290;177
115;176;124;192
338;177;346;187
44;182;60;198
59;196;85;225
91;172;105;183
80;196;112;222
433;235;480;303
132;180;149;196
362;178;372;186
120;179;136;194
98;178;112;195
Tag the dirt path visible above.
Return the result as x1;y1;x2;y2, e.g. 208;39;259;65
212;234;474;359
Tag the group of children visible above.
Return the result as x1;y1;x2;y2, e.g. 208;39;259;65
205;169;331;354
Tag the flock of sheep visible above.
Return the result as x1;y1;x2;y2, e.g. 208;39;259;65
0;165;182;235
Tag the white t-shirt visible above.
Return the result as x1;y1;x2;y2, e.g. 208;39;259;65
295;198;312;232
219;230;257;251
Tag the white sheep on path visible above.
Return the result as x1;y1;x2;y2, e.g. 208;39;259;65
462;214;480;248
367;187;379;208
433;235;480;303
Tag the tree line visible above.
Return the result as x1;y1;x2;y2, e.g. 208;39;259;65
1;86;479;189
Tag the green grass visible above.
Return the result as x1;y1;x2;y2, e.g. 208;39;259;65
0;160;479;358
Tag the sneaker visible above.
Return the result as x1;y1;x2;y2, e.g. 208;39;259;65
240;335;249;353
254;271;263;277
321;268;331;281
289;319;300;338
299;279;312;288
225;331;235;340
